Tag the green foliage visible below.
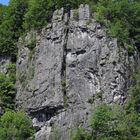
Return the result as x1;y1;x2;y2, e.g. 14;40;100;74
128;44;135;56
51;127;60;140
23;0;51;30
61;80;68;107
72;128;91;140
0;74;15;110
73;10;79;21
96;91;103;100
27;38;36;50
95;0;140;46
0;4;6;24
0;0;28;57
23;0;87;30
91;104;126;140
29;48;35;62
124;68;140;139
73;68;140;140
18;70;28;88
7;63;16;83
0;0;140;57
0;62;16;111
0;111;35;140
127;68;140;113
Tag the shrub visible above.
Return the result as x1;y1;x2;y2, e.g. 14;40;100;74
95;0;140;46
128;44;135;56
72;128;91;140
0;74;15;110
0;111;35;140
91;104;126;140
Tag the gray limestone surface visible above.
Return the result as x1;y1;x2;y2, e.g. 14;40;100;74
16;5;139;140
0;56;11;74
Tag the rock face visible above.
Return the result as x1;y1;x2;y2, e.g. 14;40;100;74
0;56;11;74
16;5;139;140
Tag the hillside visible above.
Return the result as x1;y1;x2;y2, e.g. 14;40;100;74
0;0;140;140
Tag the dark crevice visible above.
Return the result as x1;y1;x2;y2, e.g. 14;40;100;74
67;49;71;53
76;50;86;55
69;63;76;68
27;105;64;122
61;10;70;107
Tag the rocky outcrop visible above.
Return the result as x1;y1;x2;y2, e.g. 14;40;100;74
0;56;11;74
16;4;139;140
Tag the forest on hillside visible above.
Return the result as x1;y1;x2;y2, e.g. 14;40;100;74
0;0;140;58
0;0;140;140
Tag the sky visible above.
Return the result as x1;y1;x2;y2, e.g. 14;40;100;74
0;0;9;5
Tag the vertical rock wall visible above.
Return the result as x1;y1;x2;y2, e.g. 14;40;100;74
16;5;139;140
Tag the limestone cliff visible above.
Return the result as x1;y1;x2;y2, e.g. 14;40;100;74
16;5;139;140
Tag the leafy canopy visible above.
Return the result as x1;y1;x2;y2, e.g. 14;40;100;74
0;111;35;140
0;73;15;110
0;0;140;57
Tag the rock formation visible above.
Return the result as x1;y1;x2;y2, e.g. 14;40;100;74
16;5;139;140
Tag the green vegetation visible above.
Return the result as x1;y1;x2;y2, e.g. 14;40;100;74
96;91;103;100
73;10;78;21
0;73;15;110
72;128;91;140
0;0;140;57
94;0;140;46
23;0;89;30
61;80;68;107
125;68;140;139
0;62;16;111
23;0;53;30
7;63;16;83
91;105;127;140
51;127;60;140
0;0;140;139
73;68;140;140
0;4;6;24
0;0;28;58
0;111;35;140
0;62;35;139
128;44;135;56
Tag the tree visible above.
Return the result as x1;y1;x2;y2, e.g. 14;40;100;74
0;0;28;57
125;68;140;139
23;0;54;30
23;0;89;30
0;74;15;110
0;111;35;140
0;4;6;24
90;104;127;140
95;0;140;46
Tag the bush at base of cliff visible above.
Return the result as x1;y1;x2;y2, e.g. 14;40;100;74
72;128;91;140
72;104;140;140
0;111;35;140
91;105;127;140
73;67;140;140
125;68;140;139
